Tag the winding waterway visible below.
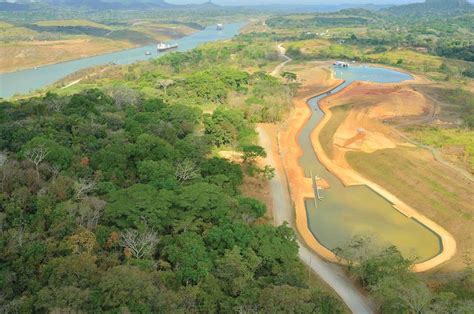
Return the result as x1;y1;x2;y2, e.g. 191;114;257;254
302;66;442;262
0;23;244;99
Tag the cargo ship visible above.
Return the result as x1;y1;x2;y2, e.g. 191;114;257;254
157;42;178;52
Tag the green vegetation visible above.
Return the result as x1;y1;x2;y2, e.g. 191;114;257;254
0;24;345;311
57;35;293;126
0;86;342;312
1;1;473;311
407;126;474;172
270;6;474;80
336;236;474;313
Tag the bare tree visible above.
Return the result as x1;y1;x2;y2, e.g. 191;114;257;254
73;179;96;200
24;145;49;179
76;197;106;230
0;152;7;193
0;160;20;194
0;152;6;167
15;223;26;248
46;96;67;112
105;86;141;109
120;228;159;259
175;159;200;184
156;79;175;95
49;164;61;182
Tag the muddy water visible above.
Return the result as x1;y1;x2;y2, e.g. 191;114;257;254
301;66;442;262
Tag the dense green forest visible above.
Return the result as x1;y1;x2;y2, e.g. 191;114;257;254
0;32;343;312
0;90;342;313
266;4;474;63
335;237;474;313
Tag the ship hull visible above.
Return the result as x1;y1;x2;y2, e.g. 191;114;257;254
157;45;178;52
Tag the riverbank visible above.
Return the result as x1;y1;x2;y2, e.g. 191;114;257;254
0;20;199;74
0;38;136;74
0;23;245;99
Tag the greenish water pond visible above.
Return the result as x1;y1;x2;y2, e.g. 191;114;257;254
301;65;442;262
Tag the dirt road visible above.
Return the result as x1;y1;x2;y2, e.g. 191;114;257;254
258;124;375;314
270;44;292;77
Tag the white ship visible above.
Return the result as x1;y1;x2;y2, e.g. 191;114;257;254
216;23;223;30
157;42;178;52
334;61;349;67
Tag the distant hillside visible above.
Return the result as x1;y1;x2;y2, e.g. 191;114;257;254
386;0;474;16
49;0;173;9
0;0;174;10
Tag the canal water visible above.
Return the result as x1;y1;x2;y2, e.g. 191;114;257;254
0;23;245;99
302;65;442;262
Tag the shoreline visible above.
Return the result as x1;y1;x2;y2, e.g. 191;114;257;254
279;63;456;272
0;42;139;75
0;26;207;75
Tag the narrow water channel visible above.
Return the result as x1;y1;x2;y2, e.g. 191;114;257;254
301;66;442;262
0;23;245;99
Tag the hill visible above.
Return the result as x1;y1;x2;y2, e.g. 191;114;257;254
0;0;174;10
386;0;474;16
47;0;173;9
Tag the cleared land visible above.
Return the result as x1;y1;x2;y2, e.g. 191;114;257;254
319;79;472;272
319;81;429;163
277;61;347;263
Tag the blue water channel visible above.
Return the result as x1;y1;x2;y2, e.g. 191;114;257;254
0;22;245;98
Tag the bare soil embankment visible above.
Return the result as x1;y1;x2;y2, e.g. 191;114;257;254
258;123;375;314
275;61;458;272
278;62;346;263
313;78;461;272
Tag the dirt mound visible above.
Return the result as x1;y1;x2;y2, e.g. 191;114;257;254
322;81;430;156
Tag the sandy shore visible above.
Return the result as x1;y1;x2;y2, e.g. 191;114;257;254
279;63;456;272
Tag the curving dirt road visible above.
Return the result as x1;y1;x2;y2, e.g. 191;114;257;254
270;44;292;77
